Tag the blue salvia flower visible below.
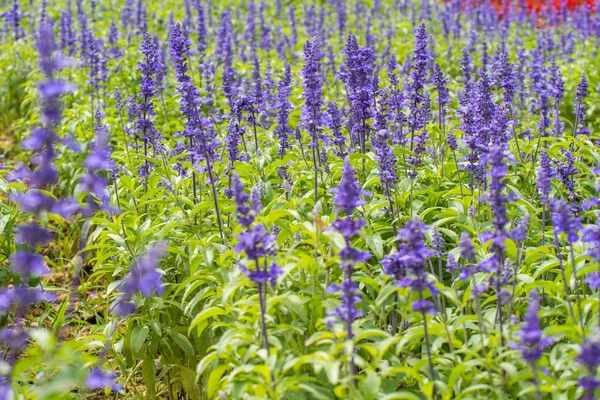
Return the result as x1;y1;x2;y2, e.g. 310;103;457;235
301;38;324;147
496;48;515;105
112;243;167;316
583;226;600;289
537;150;554;204
224;119;243;174
550;68;564;137
59;5;76;55
550;199;581;244
577;335;600;400
231;174;281;350
340;34;375;152
85;367;123;393
511;214;530;243
80;109;119;217
460;47;474;100
459;232;476;262
301;38;324;203
107;21;123;59
555;149;579;204
135;0;147;34
9;0;22;40
576;72;588;100
396;219;437;315
3;23;74;391
510;290;553;364
432;63;450;112
408;23;431;148
480;144;512;252
193;0;207;61
275;64;292;158
330;158;370;216
327;159;371;341
121;0;134;30
574;72;588;137
326;101;346;157
215;9;232;63
137;32;162;147
372;131;398;198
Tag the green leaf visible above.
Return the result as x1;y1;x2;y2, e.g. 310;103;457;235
129;325;149;357
189;307;226;335
363;374;381;400
142;355;156;399
171;331;195;358
180;366;202;399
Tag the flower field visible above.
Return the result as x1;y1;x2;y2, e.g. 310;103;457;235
1;0;600;398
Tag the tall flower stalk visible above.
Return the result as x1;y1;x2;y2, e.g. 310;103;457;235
136;33;162;204
231;174;281;353
301;38;323;205
509;290;553;400
4;23;76;394
396;219;438;385
327;159;371;381
169;23;224;238
550;199;583;330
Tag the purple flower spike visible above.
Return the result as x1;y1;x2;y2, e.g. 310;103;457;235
330;159;370;215
509;290;553;364
111;243;167;316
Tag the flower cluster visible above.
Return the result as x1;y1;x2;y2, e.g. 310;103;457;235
327;159;371;337
112;243;167;316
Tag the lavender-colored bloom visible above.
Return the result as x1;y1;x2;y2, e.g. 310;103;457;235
107;22;123;59
471;282;489;298
372;131;398;195
496;48;515;105
556;149;579;201
550;199;581;243
432;63;450;109
15;223;53;246
459;232;475;261
382;252;406;282
232;174;254;228
482;144;511;250
340;34;375;152
193;0;207;60
274;64;292;157
583;225;600;289
577;336;600;400
460;47;474;94
576;72;588;99
447;254;458;273
224;120;243;173
235;224;277;261
509;290;553;364
80;115;118;217
10;251;48;277
330;159;370;215
239;261;282;285
86;367;123;393
136;32;161;148
112;243;167;316
511;214;530;243
9;0;22;40
170;23;219;164
408;23;431;138
537;150;554;204
231;174;280;285
396;219;437;315
327;158;371;338
326;101;346;155
301;38;323;146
